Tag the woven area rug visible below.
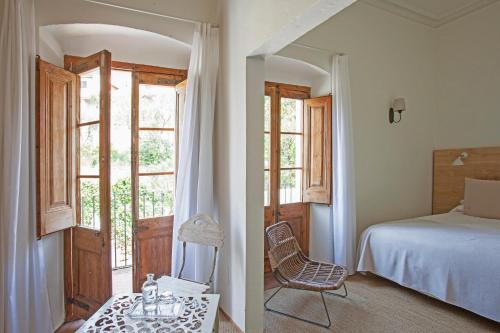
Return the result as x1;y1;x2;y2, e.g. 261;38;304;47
260;274;499;333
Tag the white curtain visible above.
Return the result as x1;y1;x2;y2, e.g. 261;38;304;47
0;0;53;332
331;54;357;274
172;23;219;282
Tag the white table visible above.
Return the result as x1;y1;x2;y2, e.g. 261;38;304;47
76;278;219;333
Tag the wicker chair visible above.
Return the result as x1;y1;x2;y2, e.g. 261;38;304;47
265;221;348;328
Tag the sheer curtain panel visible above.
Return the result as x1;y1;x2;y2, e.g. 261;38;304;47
331;54;357;274
172;23;219;282
0;0;53;332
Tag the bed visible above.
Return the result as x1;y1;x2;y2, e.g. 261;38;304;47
357;147;500;323
357;211;500;322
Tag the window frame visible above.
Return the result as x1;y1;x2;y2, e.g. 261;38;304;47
264;81;311;208
132;72;183;221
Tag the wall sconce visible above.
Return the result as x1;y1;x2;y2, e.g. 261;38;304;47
452;152;469;166
389;98;406;124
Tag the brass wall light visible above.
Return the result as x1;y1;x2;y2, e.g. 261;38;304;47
389;98;406;124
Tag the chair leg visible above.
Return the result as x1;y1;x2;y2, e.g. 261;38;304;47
323;283;348;298
264;287;332;328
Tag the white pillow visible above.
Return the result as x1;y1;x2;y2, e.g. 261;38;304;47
450;204;464;213
464;178;500;219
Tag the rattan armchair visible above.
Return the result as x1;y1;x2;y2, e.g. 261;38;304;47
265;221;348;328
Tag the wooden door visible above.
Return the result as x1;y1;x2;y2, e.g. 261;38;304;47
132;72;182;291
36;58;77;238
63;51;112;320
264;82;311;272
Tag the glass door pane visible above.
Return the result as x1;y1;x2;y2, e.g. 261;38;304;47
136;82;177;220
280;169;302;204
138;131;175;173
264;95;271;206
78;68;101;231
280;98;303;132
80;178;100;229
80;68;100;123
139;84;176;128
279;97;303;204
138;175;175;218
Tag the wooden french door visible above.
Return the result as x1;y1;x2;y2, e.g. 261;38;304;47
131;73;186;291
63;50;113;320
264;82;310;272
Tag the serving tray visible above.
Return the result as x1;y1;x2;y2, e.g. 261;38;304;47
125;295;184;320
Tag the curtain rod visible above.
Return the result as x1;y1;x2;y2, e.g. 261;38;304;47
82;0;219;27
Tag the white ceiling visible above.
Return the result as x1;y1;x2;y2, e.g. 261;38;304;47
364;0;499;27
265;55;329;78
265;55;330;95
41;24;191;69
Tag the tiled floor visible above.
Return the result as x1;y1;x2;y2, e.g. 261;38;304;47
112;266;132;294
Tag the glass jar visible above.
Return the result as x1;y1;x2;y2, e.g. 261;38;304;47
142;273;158;312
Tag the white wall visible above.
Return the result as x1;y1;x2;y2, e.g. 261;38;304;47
42;24;191;70
290;1;437;260
215;1;353;331
36;0;218;45
265;55;330;96
435;1;500;149
283;1;500;265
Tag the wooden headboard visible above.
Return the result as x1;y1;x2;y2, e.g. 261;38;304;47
433;146;500;214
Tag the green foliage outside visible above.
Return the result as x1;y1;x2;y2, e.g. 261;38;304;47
264;97;301;189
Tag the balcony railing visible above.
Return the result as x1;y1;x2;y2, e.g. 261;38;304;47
111;194;132;269
82;189;172;270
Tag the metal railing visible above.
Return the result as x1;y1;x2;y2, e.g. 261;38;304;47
111;195;132;269
82;190;172;270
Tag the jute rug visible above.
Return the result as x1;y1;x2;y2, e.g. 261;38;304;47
219;274;499;332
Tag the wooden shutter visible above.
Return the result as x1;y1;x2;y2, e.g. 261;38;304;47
36;58;77;237
302;95;332;204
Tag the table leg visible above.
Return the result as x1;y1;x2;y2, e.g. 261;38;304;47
213;309;220;333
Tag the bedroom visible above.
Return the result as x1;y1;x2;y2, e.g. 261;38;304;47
1;0;500;332
255;0;500;331
253;1;500;331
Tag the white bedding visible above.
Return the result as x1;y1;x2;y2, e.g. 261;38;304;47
357;212;500;322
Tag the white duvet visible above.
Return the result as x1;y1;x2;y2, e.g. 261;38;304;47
357;212;500;323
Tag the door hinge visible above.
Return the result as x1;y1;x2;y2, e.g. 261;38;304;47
66;297;90;311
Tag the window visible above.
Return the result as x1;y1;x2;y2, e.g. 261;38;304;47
264;81;332;210
264;82;310;209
